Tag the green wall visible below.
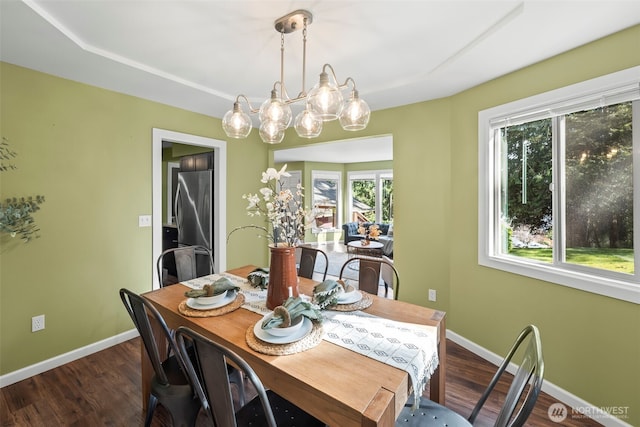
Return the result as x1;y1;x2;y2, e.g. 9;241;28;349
0;62;269;375
1;24;639;424
448;25;640;422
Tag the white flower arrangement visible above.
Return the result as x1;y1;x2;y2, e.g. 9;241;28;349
241;164;315;247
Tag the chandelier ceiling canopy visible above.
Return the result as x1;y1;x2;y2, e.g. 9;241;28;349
222;9;370;144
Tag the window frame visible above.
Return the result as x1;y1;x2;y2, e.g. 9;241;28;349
478;66;640;304
347;169;394;224
311;170;342;232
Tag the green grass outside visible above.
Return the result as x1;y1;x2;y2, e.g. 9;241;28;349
509;247;634;274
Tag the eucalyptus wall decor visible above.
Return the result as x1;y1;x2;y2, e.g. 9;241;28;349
0;137;45;242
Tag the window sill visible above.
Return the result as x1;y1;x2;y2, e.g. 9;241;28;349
479;254;640;304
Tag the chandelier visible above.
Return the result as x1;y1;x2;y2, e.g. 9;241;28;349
222;9;370;144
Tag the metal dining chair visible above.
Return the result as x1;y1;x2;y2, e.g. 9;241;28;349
175;326;325;427
155;245;218;360
339;256;400;299
296;246;329;281
381;255;399;297
119;288;201;427
396;324;544;427
157;245;214;287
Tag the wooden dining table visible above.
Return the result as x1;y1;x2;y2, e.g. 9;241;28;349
141;265;446;427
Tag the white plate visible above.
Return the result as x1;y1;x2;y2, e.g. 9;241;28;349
186;290;236;311
253;316;313;344
337;290;363;304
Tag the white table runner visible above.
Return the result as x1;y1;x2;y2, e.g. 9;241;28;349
182;273;438;407
321;310;438;407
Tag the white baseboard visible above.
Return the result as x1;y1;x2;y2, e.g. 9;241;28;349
0;329;139;388
446;330;633;427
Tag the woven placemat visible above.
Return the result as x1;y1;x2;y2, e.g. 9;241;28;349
329;292;373;311
178;293;245;317
246;322;324;355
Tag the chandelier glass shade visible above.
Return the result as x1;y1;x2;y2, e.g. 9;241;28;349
306;69;344;121
339;89;370;131
222;101;252;138
259;90;292;129
259;119;285;144
294;104;322;138
222;10;370;143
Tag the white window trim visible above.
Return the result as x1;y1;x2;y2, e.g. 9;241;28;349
311;170;342;232
478;66;640;304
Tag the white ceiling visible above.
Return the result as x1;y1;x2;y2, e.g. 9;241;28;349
2;1;639;162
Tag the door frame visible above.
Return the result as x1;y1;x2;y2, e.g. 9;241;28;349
152;128;227;290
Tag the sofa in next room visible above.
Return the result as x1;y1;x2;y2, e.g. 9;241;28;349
341;222;394;257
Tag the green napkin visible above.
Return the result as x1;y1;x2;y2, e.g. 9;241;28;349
261;296;322;329
184;277;240;298
312;279;344;309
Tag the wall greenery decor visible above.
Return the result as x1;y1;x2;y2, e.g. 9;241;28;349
0;137;45;242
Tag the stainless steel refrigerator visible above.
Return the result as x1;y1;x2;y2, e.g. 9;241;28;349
174;170;213;276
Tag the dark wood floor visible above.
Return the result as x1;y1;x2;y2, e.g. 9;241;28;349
1;337;601;427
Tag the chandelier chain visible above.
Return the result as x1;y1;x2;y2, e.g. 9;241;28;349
302;18;308;97
280;31;285;99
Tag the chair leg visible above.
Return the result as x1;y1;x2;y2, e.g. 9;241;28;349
144;394;158;427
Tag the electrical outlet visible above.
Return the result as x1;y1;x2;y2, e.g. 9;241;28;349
138;215;152;227
32;314;45;332
428;289;437;302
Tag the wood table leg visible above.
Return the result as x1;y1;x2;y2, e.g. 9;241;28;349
362;388;395;427
429;312;446;405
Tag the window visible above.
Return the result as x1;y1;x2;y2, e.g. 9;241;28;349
311;171;341;231
347;170;393;223
479;66;640;304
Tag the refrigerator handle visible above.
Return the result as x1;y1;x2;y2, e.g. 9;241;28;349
174;183;182;237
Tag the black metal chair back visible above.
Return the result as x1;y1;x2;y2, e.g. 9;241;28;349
297;246;329;281
339;256;400;299
470;324;545;426
175;326;325;427
396;324;544;427
119;288;200;427
157;245;214;287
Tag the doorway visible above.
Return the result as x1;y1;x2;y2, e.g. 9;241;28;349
152;129;227;289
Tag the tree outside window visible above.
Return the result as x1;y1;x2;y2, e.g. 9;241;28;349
349;171;393;224
480;67;640;303
499;101;634;275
